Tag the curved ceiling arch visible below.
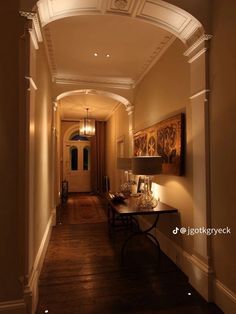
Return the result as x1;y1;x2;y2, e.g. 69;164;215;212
37;0;204;46
56;89;133;121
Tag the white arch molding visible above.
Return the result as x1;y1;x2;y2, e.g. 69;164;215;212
56;89;135;156
56;89;134;115
36;0;205;47
21;0;213;312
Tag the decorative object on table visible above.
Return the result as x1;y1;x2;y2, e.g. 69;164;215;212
133;113;185;175
79;108;96;136
131;156;162;209
109;192;126;203
117;157;134;196
137;176;151;193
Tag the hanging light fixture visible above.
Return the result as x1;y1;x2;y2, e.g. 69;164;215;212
79;108;96;137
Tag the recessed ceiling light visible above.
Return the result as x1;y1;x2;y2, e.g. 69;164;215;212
94;52;98;57
106;54;110;58
188;292;192;296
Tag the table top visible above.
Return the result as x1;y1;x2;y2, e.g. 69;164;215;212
107;195;178;216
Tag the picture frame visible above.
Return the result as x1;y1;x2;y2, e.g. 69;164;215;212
133;113;185;176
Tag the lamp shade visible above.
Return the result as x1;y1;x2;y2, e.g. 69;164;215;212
117;158;132;170
131;156;162;175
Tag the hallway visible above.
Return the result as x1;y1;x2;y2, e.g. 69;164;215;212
36;194;222;314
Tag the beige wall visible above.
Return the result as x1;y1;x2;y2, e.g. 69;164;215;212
106;104;129;191
134;39;193;252
33;42;53;258
210;0;236;295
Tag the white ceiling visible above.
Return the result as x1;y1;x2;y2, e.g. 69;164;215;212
60;92;121;121
45;14;174;120
45;14;173;85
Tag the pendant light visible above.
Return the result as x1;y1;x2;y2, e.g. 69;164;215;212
79;108;96;137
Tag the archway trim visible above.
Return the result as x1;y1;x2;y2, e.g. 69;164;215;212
56;89;133;114
37;0;204;46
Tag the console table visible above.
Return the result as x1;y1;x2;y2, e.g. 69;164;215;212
106;195;178;259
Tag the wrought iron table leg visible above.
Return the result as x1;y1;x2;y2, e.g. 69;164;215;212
121;214;160;261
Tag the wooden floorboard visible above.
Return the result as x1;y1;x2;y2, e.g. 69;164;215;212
36;193;223;314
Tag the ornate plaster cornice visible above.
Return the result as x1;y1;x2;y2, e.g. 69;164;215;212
55;76;135;90
37;0;204;45
184;33;212;63
19;11;43;49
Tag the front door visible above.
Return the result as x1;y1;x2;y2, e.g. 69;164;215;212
63;140;91;192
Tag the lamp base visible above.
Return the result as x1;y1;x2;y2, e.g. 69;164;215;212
137;190;158;209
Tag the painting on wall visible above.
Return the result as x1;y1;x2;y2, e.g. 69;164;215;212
133;133;148;156
133;113;185;176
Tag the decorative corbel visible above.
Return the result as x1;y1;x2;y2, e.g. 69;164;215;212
126;104;134;116
25;76;38;91
19;11;43;50
184;32;212;64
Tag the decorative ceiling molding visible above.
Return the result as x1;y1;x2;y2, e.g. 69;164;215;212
19;11;43;49
36;0;206;89
106;0;137;15
43;26;57;77
184;34;212;63
55;76;135;90
43;27;175;89
37;0;103;26
37;0;204;46
43;30;175;89
56;89;132;111
135;1;203;46
134;34;175;87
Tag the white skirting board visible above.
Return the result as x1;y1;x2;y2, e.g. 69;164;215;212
0;300;26;314
213;279;236;314
138;216;236;314
0;211;55;314
24;212;54;314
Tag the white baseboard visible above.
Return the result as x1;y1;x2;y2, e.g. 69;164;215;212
24;213;53;314
0;299;26;314
213;279;236;314
138;217;236;313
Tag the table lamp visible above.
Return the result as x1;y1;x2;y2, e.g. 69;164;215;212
131;156;162;209
117;158;133;195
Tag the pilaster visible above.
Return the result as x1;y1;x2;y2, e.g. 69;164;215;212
184;34;213;300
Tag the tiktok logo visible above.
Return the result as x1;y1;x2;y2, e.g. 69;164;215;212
172;227;179;234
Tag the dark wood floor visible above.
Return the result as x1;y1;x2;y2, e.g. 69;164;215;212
36;193;223;314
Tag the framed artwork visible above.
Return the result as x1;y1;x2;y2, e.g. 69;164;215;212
134;133;147;156
133;113;185;176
